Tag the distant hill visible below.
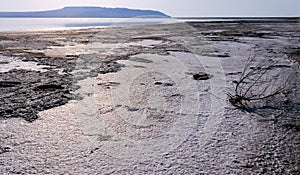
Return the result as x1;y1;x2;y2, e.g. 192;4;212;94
0;7;170;18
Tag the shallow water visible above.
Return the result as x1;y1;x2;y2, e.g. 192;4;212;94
1;17;295;32
0;18;178;32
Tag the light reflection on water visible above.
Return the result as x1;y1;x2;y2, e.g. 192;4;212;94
0;18;179;32
1;17;296;32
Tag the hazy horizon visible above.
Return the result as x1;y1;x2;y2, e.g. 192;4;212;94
0;0;300;17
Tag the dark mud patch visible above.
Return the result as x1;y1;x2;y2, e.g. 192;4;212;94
0;69;76;122
129;57;153;63
199;30;274;42
96;61;123;74
0;49;127;122
0;61;9;64
34;84;65;91
0;81;21;88
98;82;120;89
131;36;166;41
187;21;299;42
285;47;300;64
203;53;230;58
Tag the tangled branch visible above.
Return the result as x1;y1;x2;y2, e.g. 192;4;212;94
228;56;294;110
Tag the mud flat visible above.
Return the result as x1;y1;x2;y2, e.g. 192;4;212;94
0;20;299;174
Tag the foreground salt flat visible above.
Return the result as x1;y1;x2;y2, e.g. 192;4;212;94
0;22;299;174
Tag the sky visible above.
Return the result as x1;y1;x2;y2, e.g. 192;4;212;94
0;0;299;17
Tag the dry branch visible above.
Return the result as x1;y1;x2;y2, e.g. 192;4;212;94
228;56;294;110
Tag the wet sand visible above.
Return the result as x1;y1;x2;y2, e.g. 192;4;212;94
0;21;299;174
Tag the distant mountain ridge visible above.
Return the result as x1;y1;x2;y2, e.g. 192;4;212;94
0;6;170;18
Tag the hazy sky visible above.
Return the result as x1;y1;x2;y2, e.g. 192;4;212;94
0;0;299;17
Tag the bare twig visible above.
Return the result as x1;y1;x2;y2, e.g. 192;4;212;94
228;56;294;110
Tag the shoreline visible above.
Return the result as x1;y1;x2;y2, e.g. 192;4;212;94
0;17;299;33
0;21;299;174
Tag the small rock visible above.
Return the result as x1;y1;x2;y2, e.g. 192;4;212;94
233;160;240;164
154;82;174;86
163;83;174;86
0;146;10;154
193;72;211;80
217;53;230;58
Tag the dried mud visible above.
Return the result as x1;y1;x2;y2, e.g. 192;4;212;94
0;21;299;174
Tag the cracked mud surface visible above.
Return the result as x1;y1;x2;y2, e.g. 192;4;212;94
0;21;299;174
